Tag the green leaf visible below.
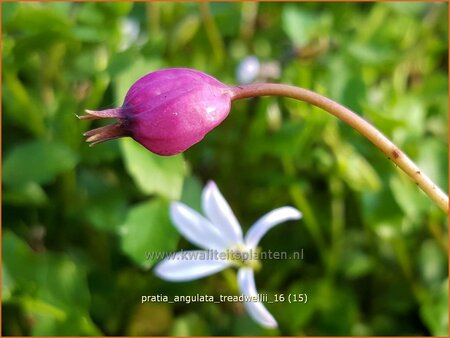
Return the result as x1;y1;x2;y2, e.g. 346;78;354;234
78;169;128;232
389;174;433;218
282;6;330;47
2;2;18;24
29;310;101;336
2;231;101;335
284;281;316;332
170;14;200;52
169;312;210;336
3;231;89;310
6;4;71;36
341;247;374;279
416;138;448;194
2;264;13;302
180;176;203;212
324;126;381;192
336;147;381;191
386;2;429;16
347;43;396;66
3;140;78;187
419;240;446;288
362;199;403;240
420;278;448;336
313;281;358;335
120;198;180;269
2;231;38;291
98;2;134;16
120;138;186;200
363;103;406;137
2;182;48;206
391;96;426;146
341;76;367;113
107;46;140;77
3;71;46;137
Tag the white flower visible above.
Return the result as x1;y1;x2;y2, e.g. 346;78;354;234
236;55;260;84
154;181;302;328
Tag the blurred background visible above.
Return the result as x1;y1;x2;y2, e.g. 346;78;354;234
2;1;448;336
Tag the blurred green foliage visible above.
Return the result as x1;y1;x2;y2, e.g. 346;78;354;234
2;2;448;336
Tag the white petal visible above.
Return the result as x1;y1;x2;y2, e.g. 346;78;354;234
170;202;229;251
245;206;302;249
202;181;244;246
237;267;277;328
154;250;231;282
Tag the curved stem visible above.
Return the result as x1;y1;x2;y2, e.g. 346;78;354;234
231;83;449;213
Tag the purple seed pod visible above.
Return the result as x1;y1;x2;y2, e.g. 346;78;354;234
80;68;234;156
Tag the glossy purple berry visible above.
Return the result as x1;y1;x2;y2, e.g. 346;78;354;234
80;68;234;156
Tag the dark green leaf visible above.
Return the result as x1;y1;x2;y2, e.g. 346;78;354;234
120;138;186;200
3;140;78;187
120;198;180;269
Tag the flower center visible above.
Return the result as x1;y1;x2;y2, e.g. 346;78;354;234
226;245;261;271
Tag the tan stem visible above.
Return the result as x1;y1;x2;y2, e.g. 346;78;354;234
231;83;448;213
